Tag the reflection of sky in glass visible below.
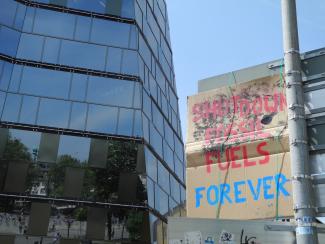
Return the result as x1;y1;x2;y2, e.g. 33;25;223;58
305;88;325;110
11;129;41;154
57;135;90;163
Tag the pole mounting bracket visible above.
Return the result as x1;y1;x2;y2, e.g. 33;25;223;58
285;48;300;55
288;104;304;110
289;115;305;120
286;81;302;88
293;204;317;212
290;139;308;146
286;70;301;76
292;174;312;181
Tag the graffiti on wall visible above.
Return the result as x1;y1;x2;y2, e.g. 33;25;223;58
186;75;292;219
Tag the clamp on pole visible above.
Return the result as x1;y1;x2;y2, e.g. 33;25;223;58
285;48;300;55
292;174;312;181
289;114;305;120
290;139;308;146
286;70;301;76
286;81;302;88
288;104;305;110
293;204;317;212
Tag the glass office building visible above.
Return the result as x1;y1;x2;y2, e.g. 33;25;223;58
0;0;185;243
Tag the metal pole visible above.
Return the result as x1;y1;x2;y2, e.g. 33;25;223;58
281;0;318;243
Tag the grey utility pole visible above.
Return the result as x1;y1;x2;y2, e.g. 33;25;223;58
281;0;318;243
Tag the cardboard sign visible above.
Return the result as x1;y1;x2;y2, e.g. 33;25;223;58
186;75;293;219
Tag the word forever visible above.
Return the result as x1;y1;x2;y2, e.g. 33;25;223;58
195;173;290;208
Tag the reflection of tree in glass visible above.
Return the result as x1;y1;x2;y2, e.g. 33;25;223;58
48;155;85;197
126;210;144;241
2;133;32;161
47;140;146;241
1;132;41;194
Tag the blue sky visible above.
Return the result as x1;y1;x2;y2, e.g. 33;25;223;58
166;0;325;140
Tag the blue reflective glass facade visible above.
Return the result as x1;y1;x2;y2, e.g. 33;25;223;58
0;0;185;243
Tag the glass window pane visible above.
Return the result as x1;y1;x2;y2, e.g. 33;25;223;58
121;50;139;75
8;65;23;93
38;132;59;163
175;156;184;183
10;129;41;160
23;7;35;32
121;0;135;18
74;16;91;42
33;9;76;39
27;203;51;236
150;124;163;157
0;0;17;27
69;102;87;130
0;91;5;115
67;0;106;13
155;186;168;215
143;90;151;118
20;67;71;99
1;93;21;122
165;121;174;149
0;26;20;56
60;40;106;70
14;4;26;30
133;82;141;109
88;138;108;168
142;114;149;142
163;141;174;170
90;18;130;48
37;98;70;128
133;110;142;137
174;135;184;162
57;135;90;163
170;176;180;203
17;33;44;61
106;47;122;73
70;73;87;101
129;25;138;49
20;95;39;124
152;103;164;135
117;108;133;136
158;162;169;194
63;167;84;198
305;88;325;110
106;0;122;16
42;37;60;63
147;177;155;208
0;62;13;91
145;147;157;182
86;207;107;240
86;104;118;134
87;76;134;107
